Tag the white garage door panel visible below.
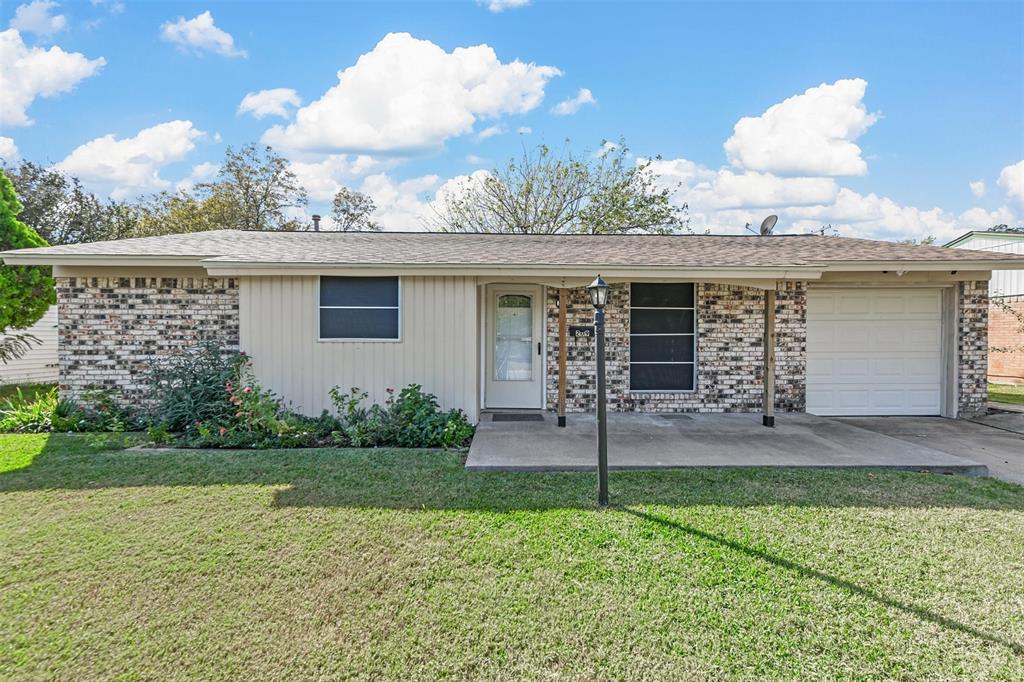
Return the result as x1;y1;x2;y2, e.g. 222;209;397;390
806;288;943;416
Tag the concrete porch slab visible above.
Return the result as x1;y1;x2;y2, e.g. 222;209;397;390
465;412;988;475
840;415;1024;484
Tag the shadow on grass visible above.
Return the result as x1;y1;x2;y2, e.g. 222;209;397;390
1;433;1022;511
624;508;1024;657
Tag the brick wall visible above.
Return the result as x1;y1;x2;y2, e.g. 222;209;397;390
957;280;989;417
57;276;239;407
989;295;1024;384
545;282;807;413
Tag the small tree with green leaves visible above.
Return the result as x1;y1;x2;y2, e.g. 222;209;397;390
0;172;55;362
7;161;140;245
197;144;308;231
428;139;687;234
331;187;381;231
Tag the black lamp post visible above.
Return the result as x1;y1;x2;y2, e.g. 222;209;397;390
588;275;610;507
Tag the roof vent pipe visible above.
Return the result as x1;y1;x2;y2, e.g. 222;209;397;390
312;214;321;232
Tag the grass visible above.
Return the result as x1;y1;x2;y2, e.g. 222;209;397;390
2;434;1023;680
990;382;1024;405
0;382;56;404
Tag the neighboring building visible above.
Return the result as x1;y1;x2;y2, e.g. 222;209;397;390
0;305;58;386
946;230;1024;383
4;230;1024;421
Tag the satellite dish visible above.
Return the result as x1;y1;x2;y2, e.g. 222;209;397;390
759;214;778;235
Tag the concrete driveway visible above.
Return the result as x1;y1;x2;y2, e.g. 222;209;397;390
839;414;1024;485
466;412;988;476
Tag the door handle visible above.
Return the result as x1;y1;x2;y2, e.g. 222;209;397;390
537;341;542;355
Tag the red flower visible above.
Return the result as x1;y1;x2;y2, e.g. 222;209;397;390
239;351;246;357
219;427;226;436
243;386;252;394
235;411;242;417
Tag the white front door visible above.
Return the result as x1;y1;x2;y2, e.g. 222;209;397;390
806;288;944;416
485;285;545;408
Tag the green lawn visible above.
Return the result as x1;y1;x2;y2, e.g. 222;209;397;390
0;382;56;404
990;382;1024;405
2;434;1023;679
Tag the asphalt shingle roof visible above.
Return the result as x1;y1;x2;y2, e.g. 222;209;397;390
3;230;1022;267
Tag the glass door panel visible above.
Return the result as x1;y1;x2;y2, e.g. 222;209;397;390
494;294;533;381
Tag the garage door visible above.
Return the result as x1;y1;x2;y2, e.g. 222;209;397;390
806;288;943;416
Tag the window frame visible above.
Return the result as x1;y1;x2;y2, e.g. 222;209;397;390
629;282;697;392
316;276;402;343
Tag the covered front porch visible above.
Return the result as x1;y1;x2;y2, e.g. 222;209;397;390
465;411;987;474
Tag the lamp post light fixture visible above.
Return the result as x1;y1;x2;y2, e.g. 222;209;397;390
587;274;610;507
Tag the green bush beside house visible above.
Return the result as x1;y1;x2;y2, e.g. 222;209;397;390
0;348;475;449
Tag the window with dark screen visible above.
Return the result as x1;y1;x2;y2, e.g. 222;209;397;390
629;283;696;391
319;276;400;340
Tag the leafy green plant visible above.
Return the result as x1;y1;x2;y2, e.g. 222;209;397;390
0;386;94;433
178;354;334;449
0;386;60;433
76;388;136;432
145;423;176;447
329;384;474;449
148;345;249;431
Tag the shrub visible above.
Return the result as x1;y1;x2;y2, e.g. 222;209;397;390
77;387;137;432
329;384;474;449
178;355;335;449
0;386;132;433
0;386;63;433
148;345;248;431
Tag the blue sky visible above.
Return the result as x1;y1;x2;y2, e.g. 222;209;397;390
1;0;1022;242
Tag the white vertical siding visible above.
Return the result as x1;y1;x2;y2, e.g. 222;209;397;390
0;306;58;385
949;235;1024;296
239;275;480;421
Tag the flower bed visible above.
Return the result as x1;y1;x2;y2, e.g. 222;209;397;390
0;348;474;450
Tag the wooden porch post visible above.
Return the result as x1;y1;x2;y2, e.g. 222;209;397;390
557;287;568;427
763;285;777;427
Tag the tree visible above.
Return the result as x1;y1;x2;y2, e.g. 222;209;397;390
898;235;937;246
0;172;55;361
197;144;308;231
131;191;221;237
331;187;381;231
988;224;1024;234
6;161;133;245
427;139;687;234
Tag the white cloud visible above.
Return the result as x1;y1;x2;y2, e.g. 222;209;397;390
998;160;1024;205
238;88;302;119
724;78;879;177
478;0;530;12
262;32;560;155
465;154;489;165
55;120;204;199
175;161;219;193
648;157;838;212
290;154;399;202
649;155;1019;242
9;1;66;37
969;180;986;198
159;11;247;58
517;126;532;134
359;173;442;230
0;137;20;165
551;87;596;116
0;29;106;126
476;124;505;140
90;0;125;14
784;190;1020;242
